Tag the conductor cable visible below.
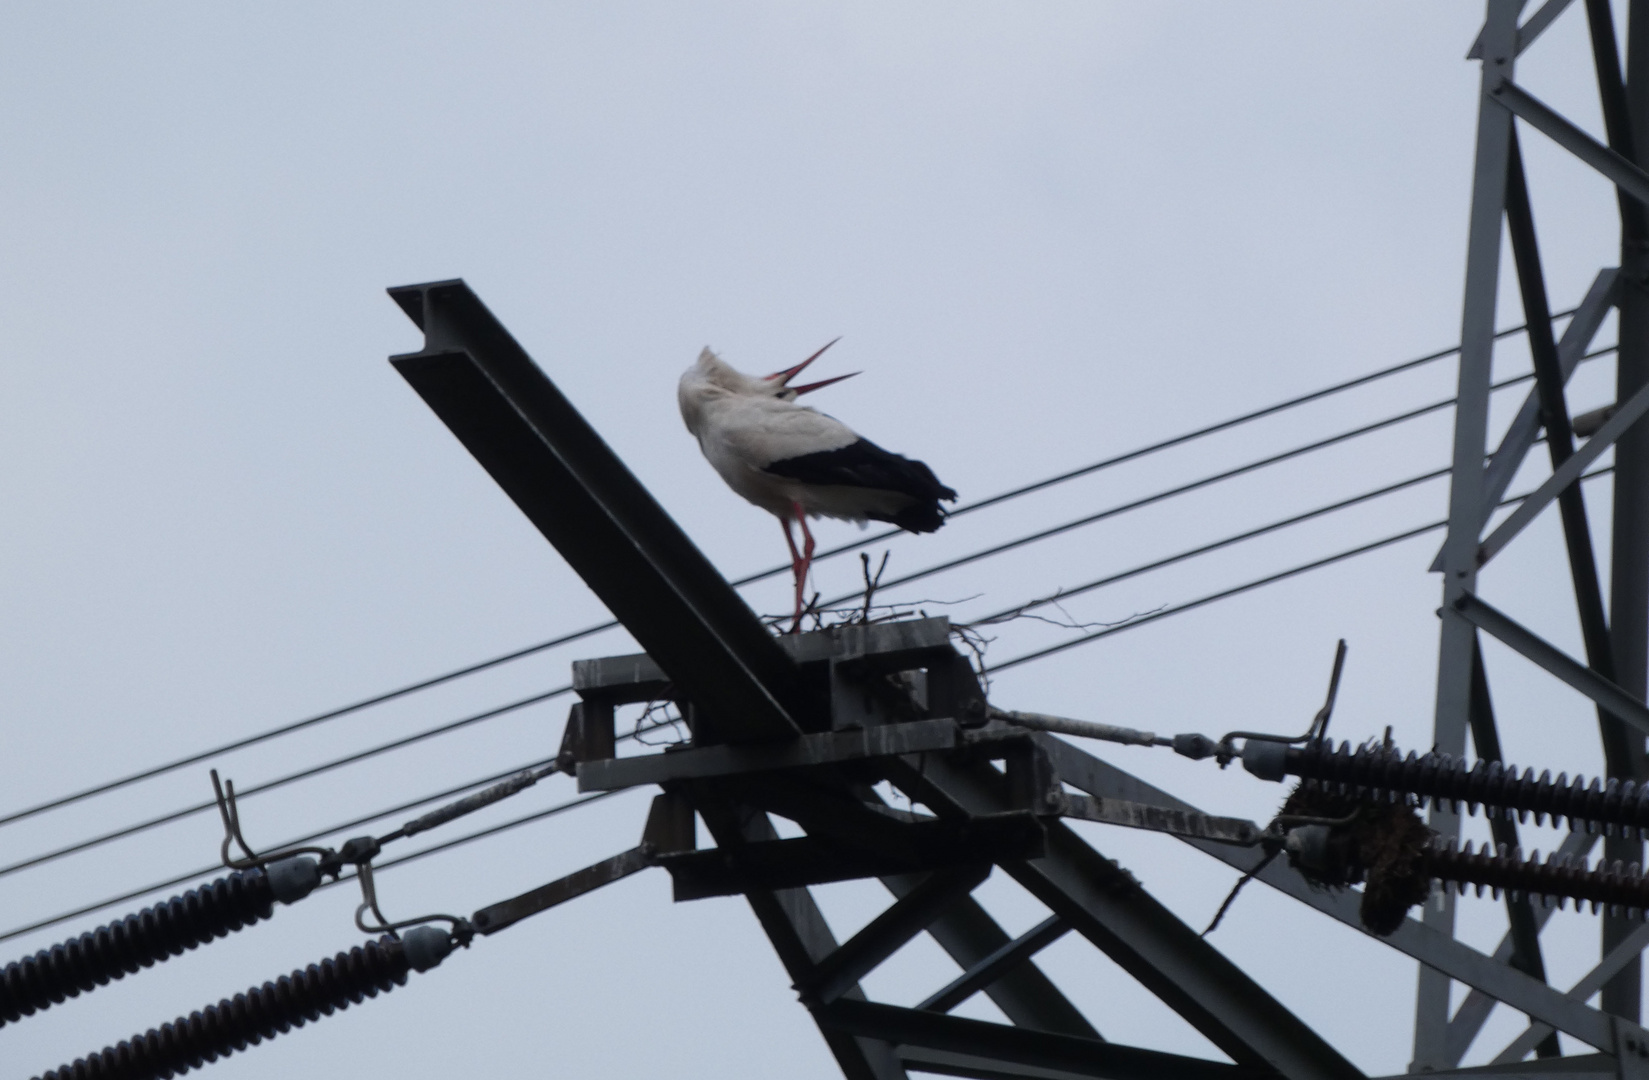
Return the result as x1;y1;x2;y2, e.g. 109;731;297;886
0;313;1578;835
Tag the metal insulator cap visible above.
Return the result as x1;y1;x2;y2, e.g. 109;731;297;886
401;926;456;973
265;856;321;905
1242;739;1289;782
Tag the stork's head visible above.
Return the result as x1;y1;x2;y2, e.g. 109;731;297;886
678;342;857;435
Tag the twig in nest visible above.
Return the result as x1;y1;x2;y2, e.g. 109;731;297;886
968;593;1165;632
860;551;891;622
633;697;688;746
949;622;995;697
1202;851;1278;936
761;594;981;633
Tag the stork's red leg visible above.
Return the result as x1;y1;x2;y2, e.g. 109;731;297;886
780;513;806;631
791;502;816;633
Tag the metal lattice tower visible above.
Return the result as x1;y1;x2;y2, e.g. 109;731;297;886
1418;0;1649;1070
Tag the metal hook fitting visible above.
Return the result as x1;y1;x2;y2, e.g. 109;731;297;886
1215;639;1350;765
209;769;334;872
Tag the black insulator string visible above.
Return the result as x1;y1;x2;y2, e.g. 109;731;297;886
31;935;415;1080
0;788;622;949
0;318;1591;836
986;467;1615;675
0;868;280;1028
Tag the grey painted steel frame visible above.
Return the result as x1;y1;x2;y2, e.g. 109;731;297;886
391;281;1363;1079
1424;3;1523;1067
386;280;806;745
884;752;1363;1080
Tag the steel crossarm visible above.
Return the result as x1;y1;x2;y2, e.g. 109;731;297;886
880;872;1099;1039
697;793;907;1080
387;280;805;744
916;914;1070;1015
1493;923;1649;1063
576;719;962;791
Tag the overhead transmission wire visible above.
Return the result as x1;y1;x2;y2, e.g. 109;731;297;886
40;463;1610;939
0;309;1576;836
2;317;1602;935
1;342;1607;885
804;346;1614;614
0;684;577;881
7;394;1619;942
4;344;1614;918
0;712;682;945
10;430;1615;938
0;354;1569;883
986;465;1616;674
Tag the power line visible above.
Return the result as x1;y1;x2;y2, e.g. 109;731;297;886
986;467;1615;674
7;461;1612;943
809;353;1614;614
0;712;683;946
0;685;574;882
968;465;1453;625
987;524;1445;673
11;386;1427;879
0;633;597;832
0;757;513;944
9;341;1614;887
0;314;1585;836
782;319;1585;582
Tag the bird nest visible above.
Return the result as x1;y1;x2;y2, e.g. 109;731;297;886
1279;780;1435;936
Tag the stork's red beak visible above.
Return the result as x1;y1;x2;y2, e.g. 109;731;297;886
765;337;856;395
788;371;859;396
767;337;840;384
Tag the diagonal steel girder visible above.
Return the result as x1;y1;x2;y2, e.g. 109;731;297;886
885;754;1362;1080
1449;592;1649;738
386;279;806;744
1426;266;1619;576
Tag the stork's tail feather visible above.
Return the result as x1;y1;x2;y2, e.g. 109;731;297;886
884;500;949;534
763;437;956;535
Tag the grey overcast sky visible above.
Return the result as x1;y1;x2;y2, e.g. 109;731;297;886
0;3;1639;1076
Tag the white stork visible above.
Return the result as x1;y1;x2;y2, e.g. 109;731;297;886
678;341;957;631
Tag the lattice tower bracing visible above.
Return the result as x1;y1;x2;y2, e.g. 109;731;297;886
1419;0;1649;1069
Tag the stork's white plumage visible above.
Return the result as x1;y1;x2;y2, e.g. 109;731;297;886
679;342;956;630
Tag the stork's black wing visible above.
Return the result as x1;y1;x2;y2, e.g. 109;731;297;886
763;438;957;533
